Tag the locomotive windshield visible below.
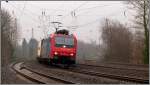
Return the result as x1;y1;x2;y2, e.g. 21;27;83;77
55;36;74;48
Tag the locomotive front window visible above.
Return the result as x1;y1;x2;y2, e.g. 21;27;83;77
55;36;74;48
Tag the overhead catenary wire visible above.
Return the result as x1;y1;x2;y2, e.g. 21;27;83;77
76;2;122;12
64;7;125;29
63;4;114;29
9;2;119;28
60;3;118;29
9;2;40;24
7;1;127;32
76;5;112;16
18;1;27;20
7;2;46;38
65;19;100;29
18;2;61;17
60;1;89;21
60;2;122;21
27;3;66;12
13;1;66;33
8;2;72;34
10;2;76;19
57;1;89;31
11;2;41;18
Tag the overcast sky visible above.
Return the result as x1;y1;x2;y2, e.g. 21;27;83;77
2;1;135;45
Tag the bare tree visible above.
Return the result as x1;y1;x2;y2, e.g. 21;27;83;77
127;0;149;64
22;38;29;59
28;38;38;59
131;31;145;64
1;9;19;44
101;18;133;63
1;9;20;63
1;9;20;83
1;9;12;41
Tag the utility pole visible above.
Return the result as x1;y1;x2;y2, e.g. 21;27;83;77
32;28;34;38
71;10;77;32
39;10;50;38
106;18;111;57
14;15;17;40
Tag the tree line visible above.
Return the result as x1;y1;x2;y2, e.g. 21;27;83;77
1;9;19;66
14;38;38;61
78;0;149;64
1;0;149;66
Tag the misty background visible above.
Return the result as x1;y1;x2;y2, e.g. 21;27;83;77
2;1;135;44
1;1;149;67
2;1;149;83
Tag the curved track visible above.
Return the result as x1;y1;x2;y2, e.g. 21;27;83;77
12;61;149;84
11;62;74;84
24;61;133;84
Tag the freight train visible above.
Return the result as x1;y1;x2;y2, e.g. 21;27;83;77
37;29;77;67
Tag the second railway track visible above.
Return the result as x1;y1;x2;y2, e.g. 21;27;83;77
13;61;149;84
69;65;149;84
24;61;135;84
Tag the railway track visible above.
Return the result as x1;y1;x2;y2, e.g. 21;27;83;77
15;61;149;84
79;62;148;71
24;61;133;84
108;62;149;67
67;64;149;84
11;62;74;84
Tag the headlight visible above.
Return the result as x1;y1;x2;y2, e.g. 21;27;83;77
54;52;58;55
63;45;66;48
70;53;74;56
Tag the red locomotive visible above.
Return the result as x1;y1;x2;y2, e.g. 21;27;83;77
37;29;77;67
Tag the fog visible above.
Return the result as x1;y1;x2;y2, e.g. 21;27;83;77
2;1;135;45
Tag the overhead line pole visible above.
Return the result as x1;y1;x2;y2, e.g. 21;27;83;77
60;1;88;22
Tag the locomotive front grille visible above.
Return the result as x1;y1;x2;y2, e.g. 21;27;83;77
53;56;75;64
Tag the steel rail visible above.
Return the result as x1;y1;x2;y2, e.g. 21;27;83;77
67;65;149;84
12;62;75;84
